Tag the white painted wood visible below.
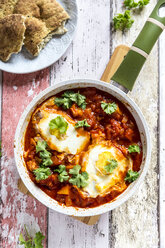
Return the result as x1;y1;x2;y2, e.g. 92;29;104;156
49;0;161;247
110;1;159;247
159;6;165;248
48;0;111;247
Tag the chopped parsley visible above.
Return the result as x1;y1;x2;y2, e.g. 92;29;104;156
101;101;117;115
49;116;68;138
125;169;139;183
75;119;90;128
55;91;87;110
55;164;89;187
124;0;150;9
35;140;53;169
33;167;51;181
69;165;89;188
36;140;47;153
128;144;140;154
54;165;69;182
104;159;118;174
113;10;134;31
19;225;45;248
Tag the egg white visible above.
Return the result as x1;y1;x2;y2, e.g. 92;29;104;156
36;110;90;155
82;144;133;198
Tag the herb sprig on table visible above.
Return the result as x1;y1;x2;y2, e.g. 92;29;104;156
124;0;150;9
113;0;150;31
113;10;134;31
19;225;45;248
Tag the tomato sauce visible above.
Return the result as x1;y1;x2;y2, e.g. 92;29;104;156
24;87;142;208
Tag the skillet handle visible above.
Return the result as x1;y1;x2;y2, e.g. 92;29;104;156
101;45;130;82
112;0;165;91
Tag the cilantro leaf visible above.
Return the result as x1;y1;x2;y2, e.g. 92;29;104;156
42;158;53;167
125;169;139;183
113;10;134;31
55;97;72;110
54;164;66;173
34;167;51;181
33;232;45;248
104;159;118;174
69;165;81;176
35;141;53;168
128;145;140;154
49;116;68;137
75;92;87;109
69;165;89;188
19;226;45;248
54;165;69;182
75;119;90;128
58;170;69;182
19;233;33;248
36;140;47;153
101;101;117;114
55;91;87;110
62;91;76;99
124;0;149;9
40;150;52;159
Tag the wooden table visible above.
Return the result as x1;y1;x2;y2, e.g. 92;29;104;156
1;0;165;247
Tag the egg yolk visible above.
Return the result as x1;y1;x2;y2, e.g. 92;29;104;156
95;151;116;175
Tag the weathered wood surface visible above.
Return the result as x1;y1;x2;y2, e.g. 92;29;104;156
0;0;164;247
159;6;165;248
1;70;50;247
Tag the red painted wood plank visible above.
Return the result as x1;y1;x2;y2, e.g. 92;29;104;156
1;69;50;247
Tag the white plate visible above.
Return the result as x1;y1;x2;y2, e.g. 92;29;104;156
0;0;78;74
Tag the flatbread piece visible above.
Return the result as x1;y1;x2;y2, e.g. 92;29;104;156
0;14;26;61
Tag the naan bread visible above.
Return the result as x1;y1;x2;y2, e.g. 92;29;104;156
0;0;70;58
14;0;69;55
14;0;69;33
36;0;70;33
24;16;51;56
0;0;18;19
0;14;26;61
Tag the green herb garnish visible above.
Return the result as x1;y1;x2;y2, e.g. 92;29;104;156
35;140;53;170
55;91;87;110
36;140;47;153
101;101;117;115
104;159;118;174
54;165;69;182
128;145;140;154
124;0;149;9
125;169;139;183
113;10;134;31
75;119;90;128
19;225;45;248
49;116;68;138
33;167;51;181
69;165;89;188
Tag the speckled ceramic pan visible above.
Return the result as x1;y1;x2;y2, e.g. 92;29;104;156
14;79;151;216
14;0;165;216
